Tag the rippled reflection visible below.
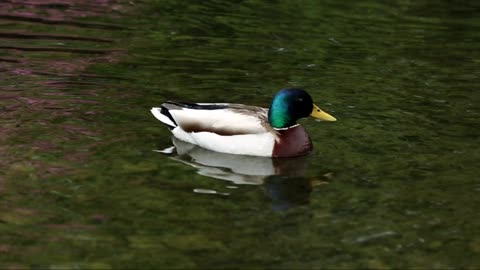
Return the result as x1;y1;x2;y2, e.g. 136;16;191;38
157;137;310;184
156;137;322;210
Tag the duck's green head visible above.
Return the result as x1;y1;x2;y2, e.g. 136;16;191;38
268;88;336;129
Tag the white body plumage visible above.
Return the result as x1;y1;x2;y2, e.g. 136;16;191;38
151;104;277;156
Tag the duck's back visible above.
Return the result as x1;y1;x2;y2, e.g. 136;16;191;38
152;102;268;134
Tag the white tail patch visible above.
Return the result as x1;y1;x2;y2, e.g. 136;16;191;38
153;146;176;154
151;107;176;127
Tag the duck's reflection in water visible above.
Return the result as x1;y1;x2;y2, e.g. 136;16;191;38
157;138;322;210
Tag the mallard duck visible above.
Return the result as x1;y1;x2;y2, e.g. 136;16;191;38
151;88;336;157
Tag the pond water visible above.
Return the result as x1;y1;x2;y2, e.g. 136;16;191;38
1;0;479;268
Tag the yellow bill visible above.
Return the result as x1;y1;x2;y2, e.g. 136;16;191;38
310;104;337;121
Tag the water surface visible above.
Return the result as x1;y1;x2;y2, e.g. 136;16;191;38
1;0;479;268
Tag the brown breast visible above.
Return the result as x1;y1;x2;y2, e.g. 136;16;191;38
272;125;313;158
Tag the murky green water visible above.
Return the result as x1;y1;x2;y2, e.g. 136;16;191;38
1;0;479;268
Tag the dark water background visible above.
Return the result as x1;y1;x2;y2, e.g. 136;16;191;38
1;0;479;268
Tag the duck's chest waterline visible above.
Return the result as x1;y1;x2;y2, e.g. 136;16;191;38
170;125;312;157
272;126;313;158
